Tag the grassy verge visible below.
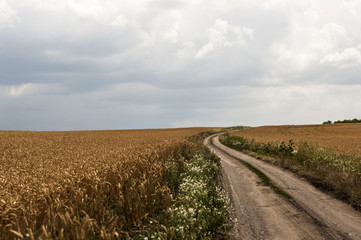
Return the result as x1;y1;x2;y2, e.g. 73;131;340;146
138;133;230;239
220;134;361;210
140;152;230;239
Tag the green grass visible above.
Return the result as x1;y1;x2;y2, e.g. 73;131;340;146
241;161;292;199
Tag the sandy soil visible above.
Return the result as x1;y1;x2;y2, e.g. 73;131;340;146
204;134;361;240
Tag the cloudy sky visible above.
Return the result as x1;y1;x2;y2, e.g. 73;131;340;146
1;0;361;130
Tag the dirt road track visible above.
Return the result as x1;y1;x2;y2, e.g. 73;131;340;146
204;134;361;240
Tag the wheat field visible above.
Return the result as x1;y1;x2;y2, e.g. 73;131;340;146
0;128;213;239
231;124;361;155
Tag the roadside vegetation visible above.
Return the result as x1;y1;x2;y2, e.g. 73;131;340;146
220;133;361;210
323;118;361;124
140;150;230;239
231;124;361;155
0;129;229;239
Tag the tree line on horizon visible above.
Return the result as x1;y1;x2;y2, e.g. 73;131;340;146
323;118;361;124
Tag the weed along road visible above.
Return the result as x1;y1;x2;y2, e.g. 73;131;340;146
204;133;361;240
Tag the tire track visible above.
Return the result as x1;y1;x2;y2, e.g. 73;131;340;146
205;134;361;239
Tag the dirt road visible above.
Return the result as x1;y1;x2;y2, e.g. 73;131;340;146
204;134;361;240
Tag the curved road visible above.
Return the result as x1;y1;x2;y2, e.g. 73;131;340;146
204;134;361;240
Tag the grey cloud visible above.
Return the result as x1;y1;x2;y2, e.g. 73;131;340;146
2;0;361;130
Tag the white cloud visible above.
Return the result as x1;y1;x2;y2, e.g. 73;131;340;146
8;84;33;96
67;1;131;29
261;0;306;9
270;19;349;75
6;83;58;97
0;0;19;28
195;19;253;59
111;15;129;29
341;0;361;14
321;47;361;68
164;25;179;43
67;1;109;22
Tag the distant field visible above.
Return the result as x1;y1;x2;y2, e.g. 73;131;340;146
0;128;214;239
231;124;361;155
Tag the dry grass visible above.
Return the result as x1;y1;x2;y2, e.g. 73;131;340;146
0;128;214;239
231;124;361;155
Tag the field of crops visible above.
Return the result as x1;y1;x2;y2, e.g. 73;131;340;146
0;128;214;239
231;124;361;155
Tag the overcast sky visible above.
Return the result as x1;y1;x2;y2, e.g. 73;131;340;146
1;0;361;130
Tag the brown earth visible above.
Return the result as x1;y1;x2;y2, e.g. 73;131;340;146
205;134;361;240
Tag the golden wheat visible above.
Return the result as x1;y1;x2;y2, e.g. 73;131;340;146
231;124;361;155
0;128;214;239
